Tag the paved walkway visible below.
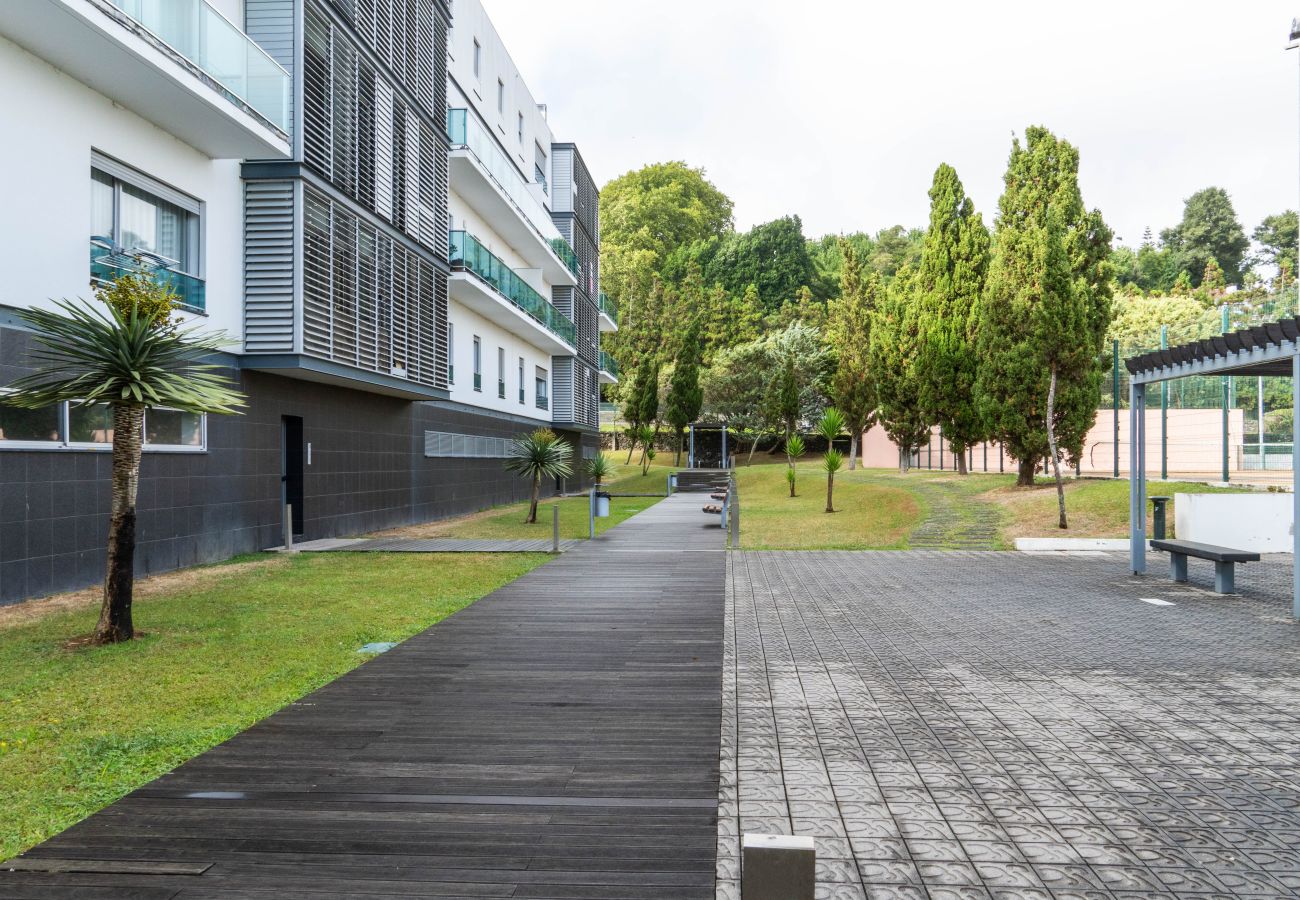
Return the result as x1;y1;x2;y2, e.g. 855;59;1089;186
719;550;1300;899
2;494;727;899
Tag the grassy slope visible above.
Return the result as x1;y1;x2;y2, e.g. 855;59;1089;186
0;551;545;859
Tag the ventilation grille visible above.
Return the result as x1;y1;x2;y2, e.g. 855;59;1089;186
424;431;515;458
302;187;447;387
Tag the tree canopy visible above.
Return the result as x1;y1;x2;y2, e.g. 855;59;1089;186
1159;186;1249;287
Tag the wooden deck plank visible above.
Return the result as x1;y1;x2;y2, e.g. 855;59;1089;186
2;495;725;898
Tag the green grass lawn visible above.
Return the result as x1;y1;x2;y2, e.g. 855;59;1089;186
0;551;546;860
734;463;923;549
376;457;677;542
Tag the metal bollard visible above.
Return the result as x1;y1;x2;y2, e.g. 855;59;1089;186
588;485;596;539
742;834;814;900
552;502;560;553
283;503;295;552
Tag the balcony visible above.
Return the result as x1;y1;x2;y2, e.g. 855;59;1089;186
599;350;620;385
446;109;578;286
90;239;205;314
597;291;618;332
448;231;576;355
0;0;290;159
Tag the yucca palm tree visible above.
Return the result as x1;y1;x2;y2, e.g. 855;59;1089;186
635;424;655;475
505;428;573;523
784;434;805;498
3;274;244;643
815;408;846;513
585;453;613;487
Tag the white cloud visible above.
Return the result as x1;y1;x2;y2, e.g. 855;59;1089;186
484;0;1299;247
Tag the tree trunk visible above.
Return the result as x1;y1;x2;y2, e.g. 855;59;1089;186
675;429;682;467
898;446;909;474
848;431;858;471
956;448;968;475
96;404;145;644
526;473;540;524
1016;457;1036;487
789;465;796;498
625;436;636;466
747;438;759;466
825;471;834;513
1046;364;1067;529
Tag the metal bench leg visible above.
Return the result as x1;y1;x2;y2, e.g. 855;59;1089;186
1214;561;1235;594
1170;553;1188;583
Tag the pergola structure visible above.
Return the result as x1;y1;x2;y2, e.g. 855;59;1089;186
1125;318;1300;618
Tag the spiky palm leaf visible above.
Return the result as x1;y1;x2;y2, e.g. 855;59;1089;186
505;430;573;523
584;453;613;486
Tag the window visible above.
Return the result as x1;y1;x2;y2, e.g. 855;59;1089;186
497;346;506;398
535;367;549;411
91;159;200;275
518;357;525;404
447;322;455;384
517;112;524;144
0;395;205;451
472;336;482;391
472;39;481;78
497;79;504;113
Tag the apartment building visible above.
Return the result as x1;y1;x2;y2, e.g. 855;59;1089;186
0;0;613;605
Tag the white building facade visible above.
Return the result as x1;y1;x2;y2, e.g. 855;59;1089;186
0;0;612;605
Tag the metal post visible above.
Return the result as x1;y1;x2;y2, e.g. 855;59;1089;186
999;446;1004;473
1160;326;1168;481
588;485;596;540
1222;305;1231;483
552;503;560;553
666;472;673;496
1258;375;1266;469
939;426;945;470
688;424;695;469
1112;339;1120;478
721;426;728;469
1292;353;1299;619
927;433;932;469
283;503;294;552
1130;380;1147;574
983;442;988;473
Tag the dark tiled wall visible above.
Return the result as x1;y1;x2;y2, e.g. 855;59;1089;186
1;326;601;606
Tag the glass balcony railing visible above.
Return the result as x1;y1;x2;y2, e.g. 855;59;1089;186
111;0;290;132
599;350;620;379
598;291;618;322
90;240;205;313
447;109;580;278
449;231;576;347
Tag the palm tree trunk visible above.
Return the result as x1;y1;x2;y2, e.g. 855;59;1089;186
848;431;858;471
526;473;540;524
825;471;834;513
96;404;144;644
1046;364;1067;529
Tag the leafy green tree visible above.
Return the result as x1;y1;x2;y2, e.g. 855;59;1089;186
701;340;774;463
1253;210;1298;284
974;126;1114;492
704;215;819;311
814;408;845;512
624;356;656;463
3;274;244;643
870;266;929;472
868;225;925;278
1160;186;1249;286
914;163;990;474
768;355;800;441
826;243;878;469
665;320;704;465
505;428;574;524
784;434;805;497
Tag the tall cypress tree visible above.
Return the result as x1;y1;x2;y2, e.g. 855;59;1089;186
665;320;704;466
975;127;1113;498
826;243;877;470
914;164;989;474
869;266;929;472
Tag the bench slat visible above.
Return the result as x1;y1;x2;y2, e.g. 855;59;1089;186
1149;539;1260;563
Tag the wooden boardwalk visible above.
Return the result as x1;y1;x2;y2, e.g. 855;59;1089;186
2;494;727;899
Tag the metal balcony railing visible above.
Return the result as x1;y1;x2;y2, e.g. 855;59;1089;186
598;291;618;322
110;0;290;131
449;231;576;347
599;350;619;379
90;239;205;313
446;109;579;278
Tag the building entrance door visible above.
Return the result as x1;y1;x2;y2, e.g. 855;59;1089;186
281;415;304;536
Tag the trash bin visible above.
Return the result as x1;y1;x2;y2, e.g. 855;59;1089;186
1150;495;1171;540
595;491;611;517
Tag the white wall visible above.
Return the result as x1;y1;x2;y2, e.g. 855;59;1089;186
447;301;552;422
0;34;244;338
446;0;554;188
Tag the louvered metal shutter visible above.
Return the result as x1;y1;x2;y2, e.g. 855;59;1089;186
244;180;297;353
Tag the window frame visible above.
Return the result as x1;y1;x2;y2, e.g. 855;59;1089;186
0;392;207;453
518;356;525;405
497;346;506;399
472;335;482;391
472;39;481;79
91;151;204;280
497;78;505;114
535;366;549;411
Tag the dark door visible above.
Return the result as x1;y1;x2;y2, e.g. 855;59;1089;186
281;415;304;536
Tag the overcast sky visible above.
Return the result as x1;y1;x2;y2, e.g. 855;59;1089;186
485;0;1300;250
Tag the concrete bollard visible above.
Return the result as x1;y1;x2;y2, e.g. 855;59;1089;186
283;503;296;553
742;833;814;900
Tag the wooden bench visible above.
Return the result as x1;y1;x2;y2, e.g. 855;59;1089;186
1149;539;1260;594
